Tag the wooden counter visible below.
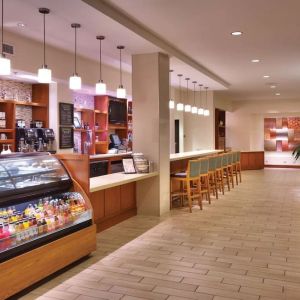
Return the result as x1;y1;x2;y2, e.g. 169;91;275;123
240;151;264;170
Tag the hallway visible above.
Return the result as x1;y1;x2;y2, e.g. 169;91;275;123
20;169;300;300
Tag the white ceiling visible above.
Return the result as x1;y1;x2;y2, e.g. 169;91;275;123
105;0;300;101
3;0;225;91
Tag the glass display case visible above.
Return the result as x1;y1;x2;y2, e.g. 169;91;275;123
0;152;93;262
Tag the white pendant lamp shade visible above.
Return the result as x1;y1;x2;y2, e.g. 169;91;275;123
38;66;52;83
117;86;126;98
169;99;175;109
184;104;191;112
191;106;198;114
198;108;204;115
0;55;10;75
95;36;106;95
70;23;81;90
37;8;51;83
0;0;11;75
116;45;126;98
96;81;106;95
204;109;210;116
69;74;81;90
177;103;184;111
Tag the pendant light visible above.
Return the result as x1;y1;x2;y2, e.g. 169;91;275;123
184;78;191;112
116;45;126;98
176;74;184;111
69;23;81;90
204;86;210;116
169;69;175;109
191;81;198;114
0;0;11;75
37;8;51;83
95;36;106;95
198;84;204;115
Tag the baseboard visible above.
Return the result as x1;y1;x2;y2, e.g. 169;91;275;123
264;164;300;169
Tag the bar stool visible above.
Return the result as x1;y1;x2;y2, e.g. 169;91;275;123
236;151;242;183
221;153;231;191
232;152;239;185
215;154;225;195
227;152;235;189
170;159;202;212
208;156;218;200
199;158;211;204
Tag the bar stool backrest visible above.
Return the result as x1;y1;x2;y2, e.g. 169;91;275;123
222;154;228;167
227;152;233;165
215;155;222;169
232;152;237;164
199;158;209;175
236;151;241;162
208;156;217;172
188;159;200;179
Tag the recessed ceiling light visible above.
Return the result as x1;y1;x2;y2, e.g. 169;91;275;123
17;22;26;28
275;93;280;96
251;59;260;63
231;31;243;36
263;75;270;78
270;85;276;89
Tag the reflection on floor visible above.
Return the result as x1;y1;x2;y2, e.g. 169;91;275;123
18;168;300;300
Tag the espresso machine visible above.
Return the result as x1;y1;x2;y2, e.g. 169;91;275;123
41;128;55;153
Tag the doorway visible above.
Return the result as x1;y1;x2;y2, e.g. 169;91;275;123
175;119;180;153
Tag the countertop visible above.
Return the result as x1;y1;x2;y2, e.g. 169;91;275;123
170;150;223;161
90;171;159;192
90;152;132;160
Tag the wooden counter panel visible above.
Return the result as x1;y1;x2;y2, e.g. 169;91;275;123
90;190;105;222
105;186;121;217
241;151;264;170
0;225;96;300
121;182;136;211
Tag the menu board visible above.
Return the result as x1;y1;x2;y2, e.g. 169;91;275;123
59;102;74;126
59;127;74;149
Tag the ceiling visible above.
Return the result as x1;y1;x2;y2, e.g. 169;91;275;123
3;0;225;91
103;0;300;101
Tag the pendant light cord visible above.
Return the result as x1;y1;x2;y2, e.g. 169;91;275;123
205;87;208;109
199;85;202;107
99;39;102;81
74;26;77;74
43;12;46;66
179;75;182;101
119;48;122;86
1;0;4;56
193;83;196;106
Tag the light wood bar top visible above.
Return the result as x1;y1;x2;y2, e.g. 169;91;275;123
90;171;158;193
170;150;223;161
90;152;132;160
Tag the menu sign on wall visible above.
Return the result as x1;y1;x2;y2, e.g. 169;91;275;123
59;102;74;126
59;127;74;149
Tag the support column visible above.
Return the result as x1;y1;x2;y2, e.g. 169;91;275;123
132;52;170;216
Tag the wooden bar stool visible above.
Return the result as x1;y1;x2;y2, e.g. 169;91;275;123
235;151;242;183
208;156;218;200
199;158;211;204
232;152;239;185
215;154;225;195
221;153;231;191
227;152;235;189
170;159;202;212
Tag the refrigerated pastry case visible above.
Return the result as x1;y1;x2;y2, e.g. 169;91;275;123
0;152;96;300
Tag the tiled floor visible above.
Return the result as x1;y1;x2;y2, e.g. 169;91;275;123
18;168;300;300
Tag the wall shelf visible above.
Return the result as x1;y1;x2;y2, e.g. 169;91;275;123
0;139;14;144
0;129;13;132
94;110;107;114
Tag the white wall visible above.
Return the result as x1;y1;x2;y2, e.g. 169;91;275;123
226;99;300;166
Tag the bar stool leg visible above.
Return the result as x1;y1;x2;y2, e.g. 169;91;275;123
186;180;192;213
206;175;211;204
214;172;219;199
197;179;203;210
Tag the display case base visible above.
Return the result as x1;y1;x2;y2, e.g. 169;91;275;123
0;225;96;300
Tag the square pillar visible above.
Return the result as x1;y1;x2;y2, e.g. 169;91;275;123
132;53;170;216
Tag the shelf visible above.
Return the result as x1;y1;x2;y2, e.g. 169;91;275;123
95;141;107;145
109;124;127;130
0;129;13;133
74;128;88;133
95;129;107;133
128;113;133;117
0;139;14;144
218;125;225;128
0;100;47;107
95;110;107;114
75;107;94;113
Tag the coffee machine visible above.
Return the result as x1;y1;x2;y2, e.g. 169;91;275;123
40;128;55;153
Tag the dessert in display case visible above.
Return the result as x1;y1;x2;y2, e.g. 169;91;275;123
0;152;96;300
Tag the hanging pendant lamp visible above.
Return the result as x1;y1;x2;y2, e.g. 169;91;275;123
176;74;184;111
0;0;11;75
37;8;51;83
204;86;210;116
191;81;198;114
198;84;204;115
184;78;191;112
69;23;81;90
116;45;126;98
95;36;106;95
169;69;175;109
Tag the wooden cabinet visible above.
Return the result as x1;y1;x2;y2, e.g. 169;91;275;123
241;151;264;170
215;108;226;150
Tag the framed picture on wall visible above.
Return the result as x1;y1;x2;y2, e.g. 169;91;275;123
59;127;74;149
59;102;74;126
